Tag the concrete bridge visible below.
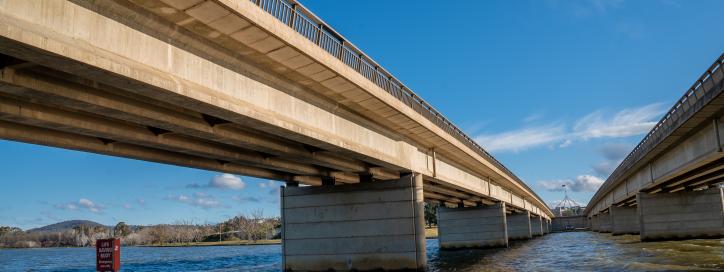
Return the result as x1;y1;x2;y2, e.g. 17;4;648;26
586;54;724;241
0;0;552;270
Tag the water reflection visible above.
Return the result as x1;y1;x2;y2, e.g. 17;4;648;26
0;232;721;271
427;232;724;271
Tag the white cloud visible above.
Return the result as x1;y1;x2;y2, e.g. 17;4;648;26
474;103;664;153
573;103;665;140
258;180;277;189
210;174;245;190
475;125;565;153
54;198;104;213
559;139;573;148
539;175;604;192
187;173;246;190
166;192;222;209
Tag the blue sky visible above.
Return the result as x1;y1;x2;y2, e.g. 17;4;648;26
1;0;723;229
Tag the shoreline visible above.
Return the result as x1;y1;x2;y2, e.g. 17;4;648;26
2;229;440;249
140;240;281;247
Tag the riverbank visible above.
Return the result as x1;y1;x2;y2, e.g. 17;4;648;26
425;227;438;238
141;239;280;247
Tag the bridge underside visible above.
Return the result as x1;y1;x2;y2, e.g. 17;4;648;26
0;0;552;218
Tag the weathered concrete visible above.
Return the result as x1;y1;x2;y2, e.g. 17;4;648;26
281;173;426;271
530;214;543;237
598;212;612;233
438;202;508;249
610;205;639;235
507;211;532;240
638;187;724;241
590;215;599;232
552;215;587;232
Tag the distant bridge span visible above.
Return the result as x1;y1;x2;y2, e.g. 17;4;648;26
0;0;552;270
586;54;724;240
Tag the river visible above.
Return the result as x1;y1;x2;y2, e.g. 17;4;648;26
1;232;722;271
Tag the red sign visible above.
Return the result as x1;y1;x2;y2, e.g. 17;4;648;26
96;238;120;272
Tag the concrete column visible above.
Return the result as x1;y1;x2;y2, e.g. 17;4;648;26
610;205;639;235
543;219;550;234
598;212;612;233
591;215;599;232
438;202;508;249
531;214;543;236
507;211;532;240
281;173;426;271
638;187;724;241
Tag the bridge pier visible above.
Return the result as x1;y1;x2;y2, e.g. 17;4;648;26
598;212;612;233
280;173;426;271
543;219;550;234
638;187;724;241
531;214;544;237
507;211;532;240
437;202;508;249
590;215;599;232
610;205;639;235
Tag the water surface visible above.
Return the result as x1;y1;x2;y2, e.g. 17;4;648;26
1;232;722;271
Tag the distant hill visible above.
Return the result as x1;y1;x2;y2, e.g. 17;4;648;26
28;220;108;232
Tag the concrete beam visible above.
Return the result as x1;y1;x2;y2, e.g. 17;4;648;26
438;202;508;249
0;120;285;180
281;173;426;271
638;187;724;241
0;95;323;176
0;68;378;174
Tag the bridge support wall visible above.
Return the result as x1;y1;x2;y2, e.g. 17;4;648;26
507;211;532;240
598;212;612;233
638;187;724;241
280;174;426;271
531;215;543;236
590;215;599;232
611;205;639;235
438;202;508;249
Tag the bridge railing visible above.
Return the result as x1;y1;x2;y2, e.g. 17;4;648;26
589;53;724;208
248;0;538;196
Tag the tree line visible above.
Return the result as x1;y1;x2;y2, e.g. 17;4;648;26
0;211;280;248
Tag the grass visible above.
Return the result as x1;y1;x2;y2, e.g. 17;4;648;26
425;227;438;238
142;239;280;247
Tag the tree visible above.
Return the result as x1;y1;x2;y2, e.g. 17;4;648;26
424;202;438;227
0;226;21;237
114;222;130;237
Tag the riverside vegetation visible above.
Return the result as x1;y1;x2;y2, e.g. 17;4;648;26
0;211;280;248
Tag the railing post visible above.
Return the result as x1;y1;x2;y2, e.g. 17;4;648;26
338;41;345;60
315;24;323;45
288;4;297;28
356;55;363;72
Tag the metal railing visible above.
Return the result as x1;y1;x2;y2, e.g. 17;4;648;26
588;53;724;209
247;0;541;199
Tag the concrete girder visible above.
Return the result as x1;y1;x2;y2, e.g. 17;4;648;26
0;67;389;175
0;95;323;175
0;120;286;180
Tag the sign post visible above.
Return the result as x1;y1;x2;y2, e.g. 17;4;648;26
96;238;120;272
